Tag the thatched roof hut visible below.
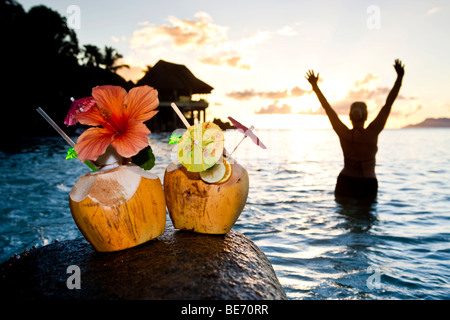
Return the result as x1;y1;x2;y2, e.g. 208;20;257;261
137;60;213;99
136;60;213;131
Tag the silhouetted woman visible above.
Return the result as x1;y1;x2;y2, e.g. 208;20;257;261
306;59;405;202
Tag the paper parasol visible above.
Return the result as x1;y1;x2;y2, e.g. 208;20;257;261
170;102;225;172
227;116;266;149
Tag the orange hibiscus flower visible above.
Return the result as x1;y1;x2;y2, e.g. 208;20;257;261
73;85;159;162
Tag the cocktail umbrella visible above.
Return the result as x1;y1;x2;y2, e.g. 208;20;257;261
227;116;266;158
170;102;224;173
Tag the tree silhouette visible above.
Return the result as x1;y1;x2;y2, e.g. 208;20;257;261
82;44;103;68
26;5;79;62
103;46;130;73
81;45;129;71
0;0;133;147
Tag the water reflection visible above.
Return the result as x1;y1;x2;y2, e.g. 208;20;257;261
335;198;378;233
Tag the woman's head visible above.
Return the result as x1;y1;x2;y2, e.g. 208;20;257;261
349;102;368;124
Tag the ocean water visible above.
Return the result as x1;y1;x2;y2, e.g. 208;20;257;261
1;128;449;300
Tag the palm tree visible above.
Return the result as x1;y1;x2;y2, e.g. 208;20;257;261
102;46;129;73
82;44;102;68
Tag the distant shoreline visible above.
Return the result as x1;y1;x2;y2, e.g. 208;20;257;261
403;118;450;128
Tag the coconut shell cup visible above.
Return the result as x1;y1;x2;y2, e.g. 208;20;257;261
164;161;249;234
69;164;166;252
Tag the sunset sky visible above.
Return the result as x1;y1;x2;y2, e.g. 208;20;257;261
21;0;450;129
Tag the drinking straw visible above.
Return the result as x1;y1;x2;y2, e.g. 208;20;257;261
171;102;191;129
36;107;98;172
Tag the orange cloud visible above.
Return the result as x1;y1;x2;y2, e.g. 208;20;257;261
131;12;227;48
129;12;270;70
227;87;309;100
354;73;379;87
239;72;419;117
199;56;251;70
256;102;293;114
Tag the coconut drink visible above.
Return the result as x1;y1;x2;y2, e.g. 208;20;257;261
39;85;166;252
164;121;249;234
69;147;166;252
164;104;264;235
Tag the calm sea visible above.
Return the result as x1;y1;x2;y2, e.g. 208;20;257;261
1;128;449;300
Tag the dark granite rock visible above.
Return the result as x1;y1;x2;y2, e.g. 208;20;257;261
0;226;286;300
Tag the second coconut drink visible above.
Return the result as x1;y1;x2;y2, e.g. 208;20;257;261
164;104;264;235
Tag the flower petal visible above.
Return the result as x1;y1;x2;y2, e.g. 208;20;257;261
92;85;127;119
124;85;159;122
111;120;150;158
74;127;116;162
74;106;107;128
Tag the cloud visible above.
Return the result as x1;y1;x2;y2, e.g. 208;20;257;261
354;73;379;87
330;88;419;117
390;104;423;118
337;72;417;109
290;86;309;97
199;56;251;70
347;86;416;105
129;12;270;70
277;26;297;36
331;90;416;116
256;102;293;114
347;86;390;102
131;12;227;48
226;86;309;101
262;90;289;100
111;35;127;43
256;100;324;115
427;7;440;16
226;89;259;100
231;72;420;118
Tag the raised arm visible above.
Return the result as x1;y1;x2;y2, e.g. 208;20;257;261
306;70;348;135
368;59;405;133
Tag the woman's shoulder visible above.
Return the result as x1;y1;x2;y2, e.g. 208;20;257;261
338;127;378;144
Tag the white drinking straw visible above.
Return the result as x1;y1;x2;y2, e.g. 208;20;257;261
171;102;191;129
37;107;76;147
36;107;98;171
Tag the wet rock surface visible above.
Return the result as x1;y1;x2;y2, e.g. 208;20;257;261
0;225;286;300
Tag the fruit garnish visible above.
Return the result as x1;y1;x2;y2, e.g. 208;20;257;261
200;157;232;184
199;162;225;183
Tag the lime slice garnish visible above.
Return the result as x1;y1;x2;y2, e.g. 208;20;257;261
199;162;226;183
199;157;233;184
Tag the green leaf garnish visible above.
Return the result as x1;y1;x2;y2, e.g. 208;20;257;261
169;133;182;145
131;145;155;171
66;147;78;160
